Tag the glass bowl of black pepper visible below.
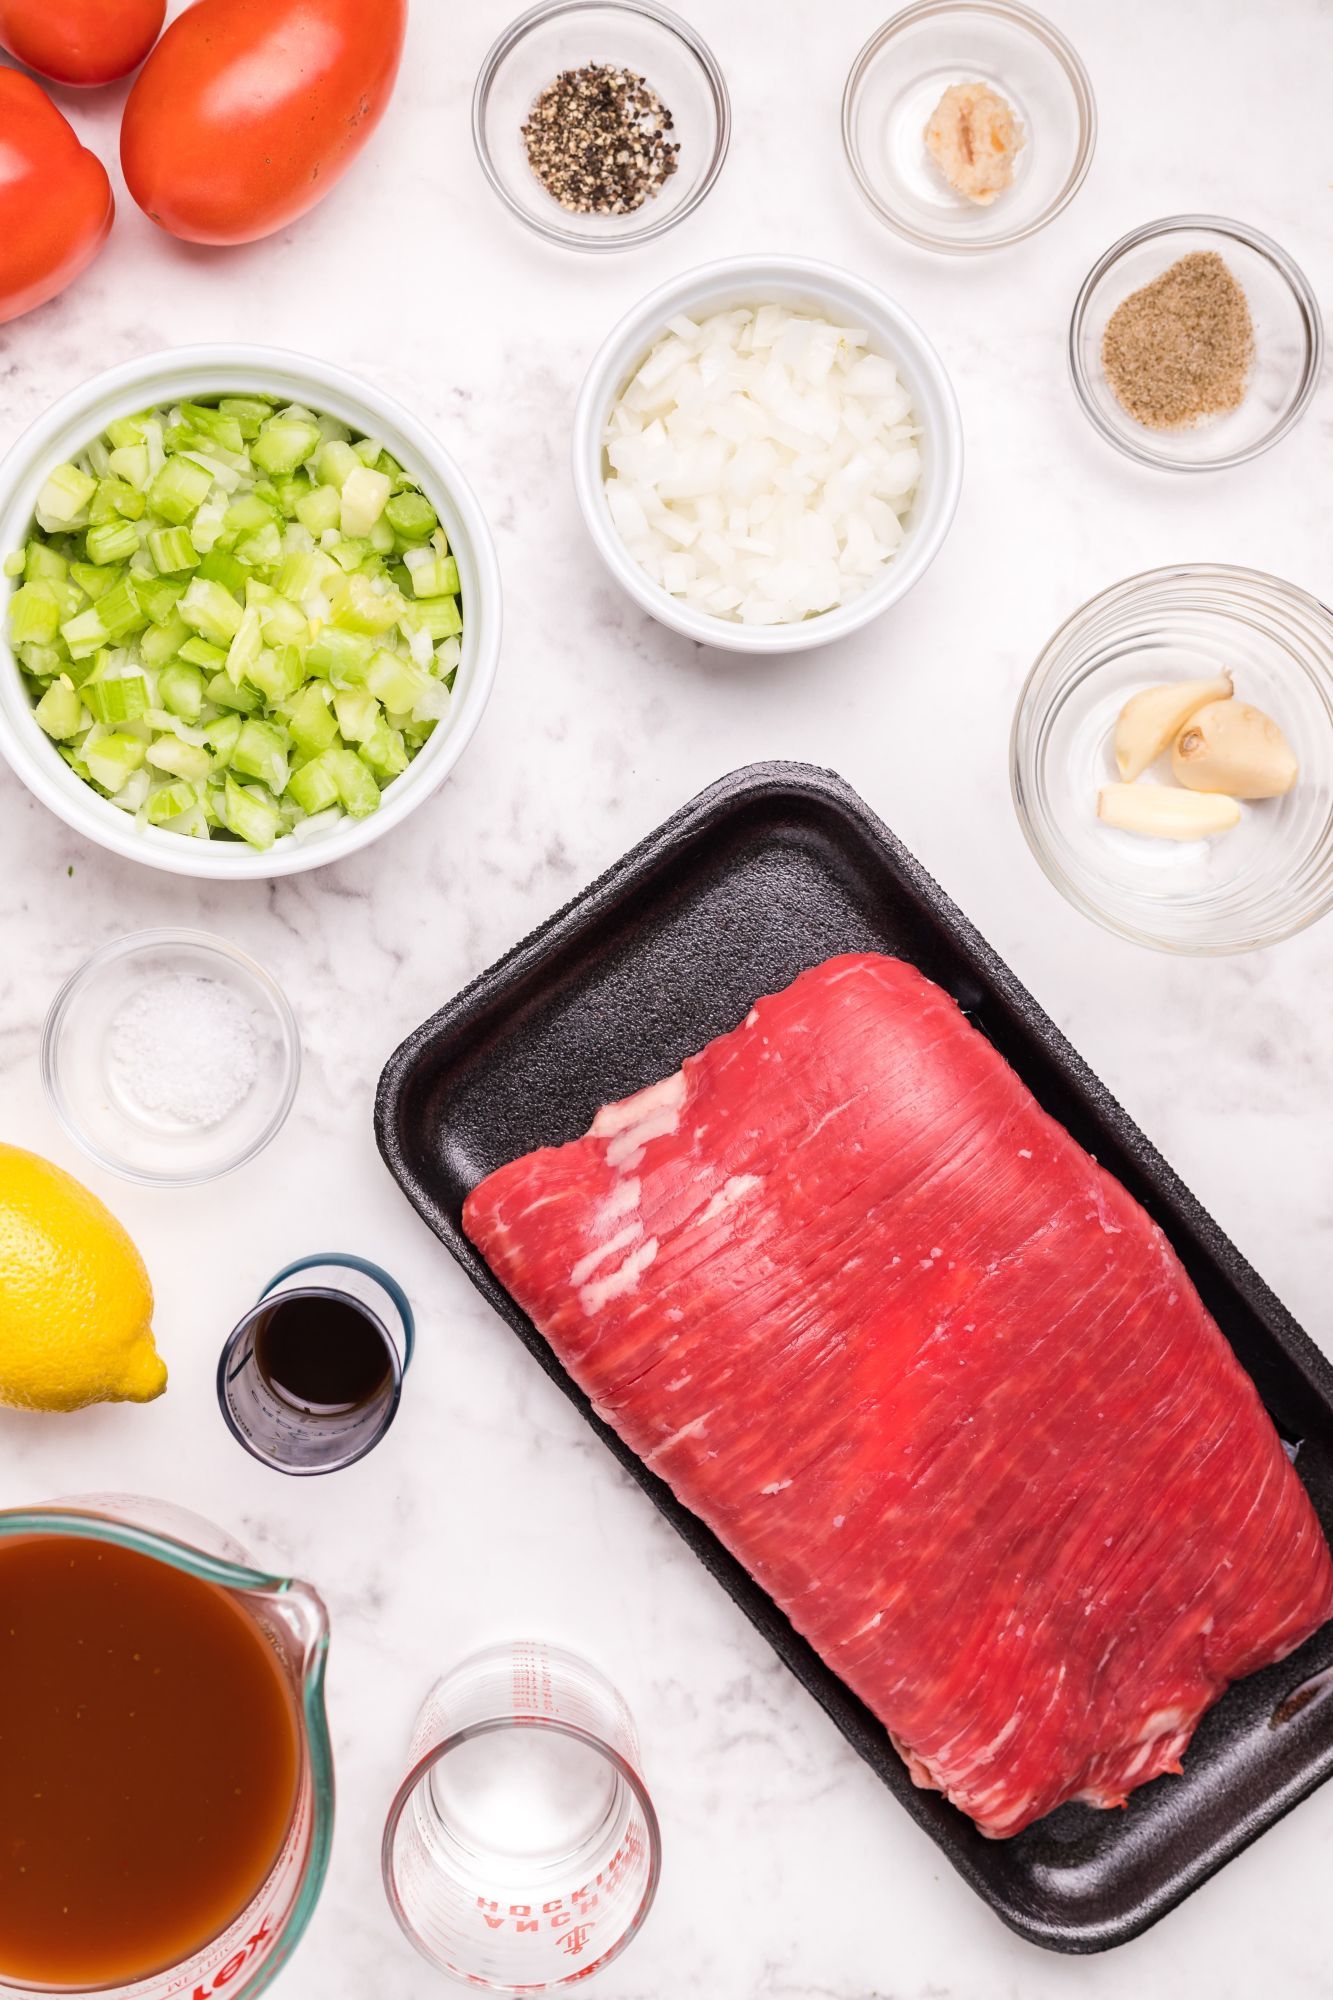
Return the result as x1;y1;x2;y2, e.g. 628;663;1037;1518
1068;216;1323;472
472;0;730;251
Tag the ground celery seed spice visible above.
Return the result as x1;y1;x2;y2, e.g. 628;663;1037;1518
1101;251;1255;431
522;64;679;216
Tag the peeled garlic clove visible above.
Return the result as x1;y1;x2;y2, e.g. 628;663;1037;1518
1172;699;1299;799
1098;784;1242;841
1113;673;1234;782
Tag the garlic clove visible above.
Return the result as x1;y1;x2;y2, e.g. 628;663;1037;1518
1113;673;1234;782
1098;784;1242;841
1171;699;1299;799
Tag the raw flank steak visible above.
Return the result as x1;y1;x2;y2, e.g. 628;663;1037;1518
464;953;1333;1836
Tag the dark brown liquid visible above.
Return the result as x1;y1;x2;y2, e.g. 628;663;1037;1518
253;1292;393;1413
0;1535;299;1987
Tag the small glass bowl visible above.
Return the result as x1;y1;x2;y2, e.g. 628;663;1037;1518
842;0;1095;253
1011;566;1333;955
42;929;300;1186
1069;217;1322;470
472;0;730;252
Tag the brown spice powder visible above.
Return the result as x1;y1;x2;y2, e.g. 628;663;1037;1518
1101;251;1255;431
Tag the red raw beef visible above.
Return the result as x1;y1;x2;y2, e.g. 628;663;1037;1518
463;953;1333;1836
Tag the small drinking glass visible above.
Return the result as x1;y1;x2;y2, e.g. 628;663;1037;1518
382;1641;661;1991
218;1254;415;1476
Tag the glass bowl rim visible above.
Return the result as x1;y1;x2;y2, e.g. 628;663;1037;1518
840;0;1097;253
1067;213;1324;471
40;926;301;1188
471;0;732;253
1009;561;1333;955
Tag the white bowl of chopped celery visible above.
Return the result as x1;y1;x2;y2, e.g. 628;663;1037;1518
0;347;501;876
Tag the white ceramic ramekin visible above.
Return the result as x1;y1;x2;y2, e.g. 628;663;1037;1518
572;256;963;654
0;346;502;879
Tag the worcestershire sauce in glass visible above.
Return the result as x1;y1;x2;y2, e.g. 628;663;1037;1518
253;1290;393;1413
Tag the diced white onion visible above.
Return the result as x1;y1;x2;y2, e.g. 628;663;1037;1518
603;305;921;627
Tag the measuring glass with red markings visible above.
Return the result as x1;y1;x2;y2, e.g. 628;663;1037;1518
381;1640;661;1991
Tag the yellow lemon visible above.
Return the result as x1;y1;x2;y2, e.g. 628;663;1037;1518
0;1144;166;1412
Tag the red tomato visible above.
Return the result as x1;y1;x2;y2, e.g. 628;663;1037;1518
121;0;409;246
0;72;114;326
0;1;166;86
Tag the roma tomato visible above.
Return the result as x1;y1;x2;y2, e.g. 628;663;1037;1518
121;0;409;246
0;1;166;86
0;72;114;326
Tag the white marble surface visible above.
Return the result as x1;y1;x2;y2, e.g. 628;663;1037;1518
1;2;1332;1995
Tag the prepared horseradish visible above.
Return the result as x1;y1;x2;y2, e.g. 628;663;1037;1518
1101;252;1254;430
522;64;679;215
6;395;463;849
924;81;1024;205
0;1535;299;1987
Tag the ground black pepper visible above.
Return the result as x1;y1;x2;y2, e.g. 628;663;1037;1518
521;64;679;216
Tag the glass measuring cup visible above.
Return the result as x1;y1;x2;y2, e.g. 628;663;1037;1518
382;1640;661;1992
0;1494;333;2000
218;1253;415;1475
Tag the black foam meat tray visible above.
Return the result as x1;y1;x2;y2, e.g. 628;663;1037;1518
374;760;1333;1954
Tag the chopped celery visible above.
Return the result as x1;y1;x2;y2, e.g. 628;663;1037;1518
159;663;206;721
149;526;198;573
60;608;107;660
367;650;427;712
86;676;148;725
11;392;454;845
361;719;408;780
287;683;338;756
132;573;188;625
180;576;244;646
222;775;284;849
322;747;381;816
140;612;190;668
145;779;201;824
333;686;379;743
107;443;151;490
69;562;117;602
286;755;340;815
86;733;147;792
205;671;261;715
196;548;249;595
206;712;243;762
8;582;60;646
244;645;303;704
315;439;360;490
232;718;290;794
295;484;342;536
179;636;226;669
251;417;320;475
331;572;401;635
36;464;96;529
340;466;392;536
81;520;137;568
306;627;372;682
34;682;82;739
179;403;246;453
218;397;275;439
148;455;214;524
411;595;463;641
385;491;437;540
146;735;212;781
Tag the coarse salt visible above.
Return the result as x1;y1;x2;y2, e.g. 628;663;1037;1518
108;975;259;1127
